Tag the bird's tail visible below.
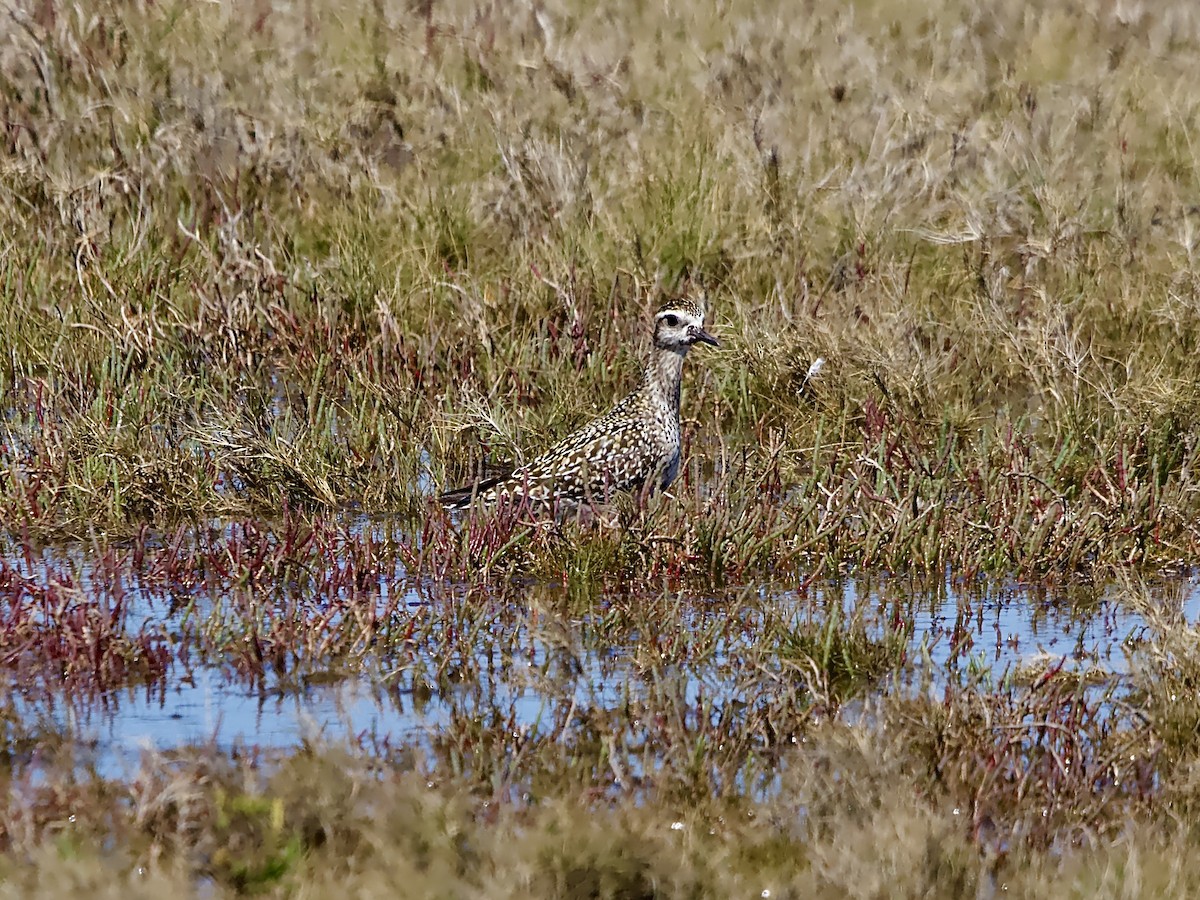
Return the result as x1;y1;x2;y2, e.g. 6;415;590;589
437;473;510;509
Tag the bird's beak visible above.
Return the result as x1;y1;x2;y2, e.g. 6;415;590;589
691;327;720;347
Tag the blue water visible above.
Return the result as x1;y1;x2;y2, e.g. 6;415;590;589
1;526;1195;776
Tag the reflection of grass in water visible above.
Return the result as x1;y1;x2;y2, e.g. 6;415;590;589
5;0;1200;891
0;527;1197;893
0;670;1185;898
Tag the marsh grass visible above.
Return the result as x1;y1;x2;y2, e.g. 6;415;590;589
6;0;1200;893
3;0;1200;576
0;684;1192;899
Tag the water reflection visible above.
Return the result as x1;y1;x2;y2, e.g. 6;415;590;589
1;529;1196;776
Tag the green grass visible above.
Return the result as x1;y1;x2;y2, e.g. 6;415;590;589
2;0;1200;576
6;0;1200;894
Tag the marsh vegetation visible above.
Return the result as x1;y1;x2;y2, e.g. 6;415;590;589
5;0;1200;895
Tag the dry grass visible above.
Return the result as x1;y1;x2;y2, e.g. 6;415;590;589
5;0;1200;893
0;0;1199;573
0;681;1196;899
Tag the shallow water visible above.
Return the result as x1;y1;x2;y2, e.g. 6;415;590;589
1;525;1195;777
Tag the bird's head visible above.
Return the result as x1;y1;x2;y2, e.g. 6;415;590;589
652;297;719;352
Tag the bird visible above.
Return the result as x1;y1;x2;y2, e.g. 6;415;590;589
439;294;719;511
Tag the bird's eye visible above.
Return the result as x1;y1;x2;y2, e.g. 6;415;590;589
663;314;680;327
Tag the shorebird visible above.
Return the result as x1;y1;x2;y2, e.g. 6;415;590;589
439;295;719;510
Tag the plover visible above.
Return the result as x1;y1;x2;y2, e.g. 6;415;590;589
439;295;719;510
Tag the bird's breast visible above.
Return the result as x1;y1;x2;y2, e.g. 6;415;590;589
660;446;682;490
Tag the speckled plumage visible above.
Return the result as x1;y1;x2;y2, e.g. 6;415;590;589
440;297;718;510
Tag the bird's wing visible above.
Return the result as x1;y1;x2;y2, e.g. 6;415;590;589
440;396;658;508
509;405;655;502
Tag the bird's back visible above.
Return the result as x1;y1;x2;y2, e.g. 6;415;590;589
440;386;677;509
